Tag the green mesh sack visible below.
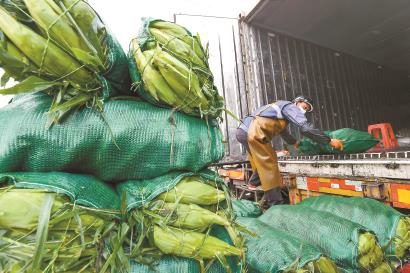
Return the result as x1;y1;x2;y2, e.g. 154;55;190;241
128;18;225;118
117;170;244;273
0;172;124;272
0;172;120;209
299;196;410;259
129;225;242;273
299;128;379;155
120;171;243;273
237;217;339;273
0;93;224;181
130;257;200;273
0;0;131;124
258;205;386;273
102;32;131;96
232;200;262;218
116;170;225;211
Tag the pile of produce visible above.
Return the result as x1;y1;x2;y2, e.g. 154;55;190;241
0;93;224;181
0;0;130;123
2;2;397;273
117;172;246;272
299;196;410;261
0;187;123;273
258;205;391;273
298;128;379;155
129;19;225;118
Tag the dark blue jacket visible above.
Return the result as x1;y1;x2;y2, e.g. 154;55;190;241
239;101;330;145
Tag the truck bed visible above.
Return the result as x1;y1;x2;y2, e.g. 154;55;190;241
278;150;410;180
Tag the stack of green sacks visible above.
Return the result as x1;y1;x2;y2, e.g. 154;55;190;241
0;2;386;272
0;4;238;272
117;171;246;273
299;196;410;267
237;217;339;273
0;93;224;181
258;205;392;273
0;172;125;273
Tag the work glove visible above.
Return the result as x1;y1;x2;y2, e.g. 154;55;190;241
330;138;344;151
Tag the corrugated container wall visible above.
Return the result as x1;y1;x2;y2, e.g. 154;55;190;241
239;21;409;157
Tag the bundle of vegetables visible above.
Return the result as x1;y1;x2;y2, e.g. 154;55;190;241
0;0;130;124
119;173;246;273
0;187;125;273
237;217;339;273
258;205;391;273
299;196;410;260
0;93;224;182
129;19;224;119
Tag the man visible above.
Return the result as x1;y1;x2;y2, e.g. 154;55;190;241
236;95;343;207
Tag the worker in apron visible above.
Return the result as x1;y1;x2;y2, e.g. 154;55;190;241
236;95;344;207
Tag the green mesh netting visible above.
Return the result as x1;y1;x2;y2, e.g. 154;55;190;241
299;128;379;155
130;257;200;273
128;18;225;118
237;217;323;273
116;170;224;211
258;205;368;272
123;171;242;273
299;196;405;257
101;32;131;97
129;225;241;273
0;172;119;209
232;200;262;218
0;93;224;181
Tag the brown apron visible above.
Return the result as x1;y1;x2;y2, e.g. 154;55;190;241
247;115;288;191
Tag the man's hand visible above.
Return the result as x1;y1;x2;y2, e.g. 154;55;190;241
330;139;344;151
294;141;300;150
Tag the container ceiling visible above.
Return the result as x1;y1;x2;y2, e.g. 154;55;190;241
246;0;410;74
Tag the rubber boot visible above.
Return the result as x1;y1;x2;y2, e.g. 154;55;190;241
248;172;261;188
263;187;284;209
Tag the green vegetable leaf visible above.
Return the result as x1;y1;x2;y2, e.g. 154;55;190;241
31;193;55;273
0;71;11;87
0;76;59;95
71;47;105;71
48;93;91;113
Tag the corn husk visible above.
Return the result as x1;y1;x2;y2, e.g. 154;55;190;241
131;19;225;118
149;201;230;230
357;232;385;271
371;262;393;273
0;6;93;85
149;20;207;65
149;27;207;70
156;176;226;205
0;0;120;124
61;0;107;61
152;225;242;259
395;217;410;258
126;174;246;272
0;188;124;273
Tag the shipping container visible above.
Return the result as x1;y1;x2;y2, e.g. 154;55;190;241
178;0;410;162
176;0;410;210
